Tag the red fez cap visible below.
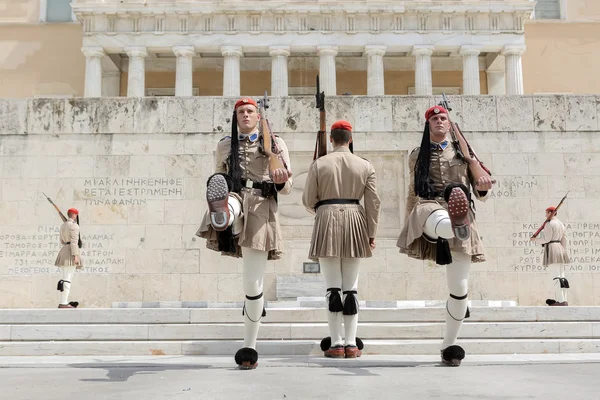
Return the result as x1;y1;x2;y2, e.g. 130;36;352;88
68;208;79;215
234;98;258;110
546;206;556;212
331;120;352;132
425;106;449;121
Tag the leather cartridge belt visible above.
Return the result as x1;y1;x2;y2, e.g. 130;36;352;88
241;178;277;198
315;199;360;209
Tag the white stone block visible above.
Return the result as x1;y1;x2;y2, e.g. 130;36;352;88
165;155;211;178
147;134;185;155
57;156;95;178
21;156;57;178
462;96;498;131
212;97;237;135
0;99;27;135
496;96;534;132
164;97;215;134
97;98;137;134
133;98;168;134
129;155;166;177
533;95;566;132
93;155;130;177
565;153;600;176
566;96;598;131
543;131;583;153
111;134;149;155
10;325;149;341
26;99;64;134
491;153;529;175
126;249;163;274
1;157;23;178
164;200;204;224
392;96;434;132
325;96;355;129
162;249;200;274
62;99;100;134
127;200;165;225
145;225;183;249
142;274;182;301
508;131;544;154
354;97;393;132
280;97;319;133
528;154;565;176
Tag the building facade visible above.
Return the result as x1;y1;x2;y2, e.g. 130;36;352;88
1;0;599;98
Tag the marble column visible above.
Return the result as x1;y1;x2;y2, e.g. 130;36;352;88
412;45;434;95
460;45;481;95
269;45;290;97
125;46;148;97
501;45;526;95
365;45;386;96
221;46;243;97
173;45;195;97
317;45;338;96
82;47;104;98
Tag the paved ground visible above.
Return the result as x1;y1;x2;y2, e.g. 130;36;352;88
2;354;600;399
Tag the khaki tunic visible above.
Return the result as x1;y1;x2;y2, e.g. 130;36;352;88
302;147;381;259
196;132;293;260
54;218;82;268
533;217;571;266
397;142;489;263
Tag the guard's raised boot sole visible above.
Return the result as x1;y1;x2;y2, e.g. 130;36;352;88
447;187;471;241
206;174;230;231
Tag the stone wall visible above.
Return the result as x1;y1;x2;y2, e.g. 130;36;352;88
0;95;599;308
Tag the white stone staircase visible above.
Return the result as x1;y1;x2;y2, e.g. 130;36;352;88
0;307;599;356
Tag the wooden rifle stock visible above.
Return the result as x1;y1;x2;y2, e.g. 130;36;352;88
439;94;496;188
258;91;286;172
313;74;327;160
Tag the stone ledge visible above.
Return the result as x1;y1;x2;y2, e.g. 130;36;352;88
2;96;597;136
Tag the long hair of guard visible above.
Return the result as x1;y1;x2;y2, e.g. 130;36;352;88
414;122;436;200
228;111;243;193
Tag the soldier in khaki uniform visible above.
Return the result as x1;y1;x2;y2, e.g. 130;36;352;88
531;206;571;306
54;208;82;309
302;120;381;359
196;97;292;370
397;105;493;366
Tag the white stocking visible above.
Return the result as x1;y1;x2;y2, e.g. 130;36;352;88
241;247;267;349
341;258;361;347
554;264;567;303
60;266;76;305
320;258;343;347
227;195;243;236
424;209;454;240
441;251;471;350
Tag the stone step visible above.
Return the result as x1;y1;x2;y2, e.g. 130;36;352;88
111;299;518;309
3;321;600;341
0;338;599;357
0;307;599;324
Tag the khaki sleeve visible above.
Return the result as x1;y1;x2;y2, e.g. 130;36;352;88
467;162;490;202
215;139;229;174
275;136;293;195
364;162;381;238
302;160;319;215
69;223;80;256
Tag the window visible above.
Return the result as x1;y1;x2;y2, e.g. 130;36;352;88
534;0;561;20
40;0;75;23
